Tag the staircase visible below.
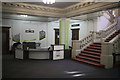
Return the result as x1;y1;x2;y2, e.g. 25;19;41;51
72;42;104;67
72;9;120;68
105;30;120;42
72;30;120;67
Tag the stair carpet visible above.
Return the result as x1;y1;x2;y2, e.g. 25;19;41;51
72;43;104;67
72;30;120;67
105;30;120;42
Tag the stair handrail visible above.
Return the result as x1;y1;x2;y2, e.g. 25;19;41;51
72;33;94;57
100;16;119;69
90;31;101;39
109;33;120;53
102;20;117;39
90;17;118;43
100;32;120;69
79;33;94;50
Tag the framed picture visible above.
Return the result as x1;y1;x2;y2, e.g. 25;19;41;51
12;33;20;42
39;30;46;40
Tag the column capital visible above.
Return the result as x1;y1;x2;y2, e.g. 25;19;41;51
59;18;70;21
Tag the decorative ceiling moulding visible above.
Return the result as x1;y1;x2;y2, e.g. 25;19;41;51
2;2;119;18
2;2;65;18
65;2;119;17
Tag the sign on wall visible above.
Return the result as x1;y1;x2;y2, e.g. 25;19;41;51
39;30;46;40
12;33;20;42
71;24;80;27
25;29;34;33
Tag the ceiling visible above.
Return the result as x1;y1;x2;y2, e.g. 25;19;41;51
2;10;103;22
24;2;79;8
71;11;103;21
2;13;59;22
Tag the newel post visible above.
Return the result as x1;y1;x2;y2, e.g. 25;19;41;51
100;42;113;69
72;40;81;58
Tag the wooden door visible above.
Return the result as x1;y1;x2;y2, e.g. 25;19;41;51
72;29;79;40
2;27;10;54
55;29;59;44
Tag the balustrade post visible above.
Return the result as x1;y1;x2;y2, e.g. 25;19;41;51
91;32;94;43
100;30;104;43
100;42;113;69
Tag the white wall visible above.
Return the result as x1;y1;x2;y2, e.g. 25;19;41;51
2;19;49;49
97;13;111;32
47;21;59;47
69;19;97;46
48;19;97;47
2;16;107;50
47;20;97;47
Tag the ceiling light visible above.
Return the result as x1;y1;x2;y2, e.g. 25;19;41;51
20;15;28;17
65;71;80;74
43;0;55;4
72;74;85;77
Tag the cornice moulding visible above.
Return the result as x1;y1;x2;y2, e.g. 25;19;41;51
2;2;119;18
65;2;119;17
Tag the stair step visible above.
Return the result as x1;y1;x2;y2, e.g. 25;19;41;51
111;34;117;36
79;53;100;59
93;43;101;45
90;44;101;47
84;48;101;53
107;38;113;40
76;55;100;63
105;30;120;42
106;38;112;40
72;57;104;67
87;46;101;50
82;51;101;55
89;45;101;48
105;39;112;42
105;41;109;42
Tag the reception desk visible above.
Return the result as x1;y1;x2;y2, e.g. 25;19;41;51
15;44;65;60
29;48;49;59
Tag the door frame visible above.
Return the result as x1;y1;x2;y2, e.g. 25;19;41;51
2;27;11;54
54;28;59;44
71;28;80;40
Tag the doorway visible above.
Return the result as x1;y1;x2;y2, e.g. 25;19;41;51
2;27;10;54
54;29;59;44
71;28;80;40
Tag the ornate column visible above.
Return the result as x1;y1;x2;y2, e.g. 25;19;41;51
59;18;69;49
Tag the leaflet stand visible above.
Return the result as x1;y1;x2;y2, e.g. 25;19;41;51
50;44;65;60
